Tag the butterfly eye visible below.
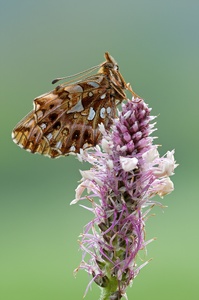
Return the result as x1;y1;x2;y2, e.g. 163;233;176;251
104;62;114;69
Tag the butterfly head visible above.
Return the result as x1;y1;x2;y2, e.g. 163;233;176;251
99;52;128;91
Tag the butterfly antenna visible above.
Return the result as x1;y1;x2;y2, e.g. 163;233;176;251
52;64;101;84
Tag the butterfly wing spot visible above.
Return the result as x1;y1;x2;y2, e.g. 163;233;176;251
87;107;96;121
65;85;83;93
62;128;69;136
52;121;61;130
87;82;100;88
100;93;106;99
100;107;106;119
107;107;111;114
40;123;47;130
83;130;90;140
82;128;98;147
46;133;53;141
36;110;44;119
49;113;58;122
72;130;80;141
69;145;76;152
56;141;62;149
67;98;84;114
82;143;89;149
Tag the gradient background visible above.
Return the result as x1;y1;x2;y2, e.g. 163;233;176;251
1;1;198;299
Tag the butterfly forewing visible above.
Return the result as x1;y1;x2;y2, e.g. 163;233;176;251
12;52;131;158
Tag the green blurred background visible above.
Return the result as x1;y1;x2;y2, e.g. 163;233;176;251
1;0;198;299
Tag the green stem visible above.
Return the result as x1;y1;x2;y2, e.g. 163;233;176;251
99;276;119;300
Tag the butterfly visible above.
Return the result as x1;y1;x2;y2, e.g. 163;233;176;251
12;52;136;158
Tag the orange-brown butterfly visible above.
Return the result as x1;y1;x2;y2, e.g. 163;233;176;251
12;52;136;158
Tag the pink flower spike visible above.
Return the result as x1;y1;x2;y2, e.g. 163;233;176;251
73;98;177;299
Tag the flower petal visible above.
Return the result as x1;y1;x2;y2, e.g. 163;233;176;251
120;156;138;172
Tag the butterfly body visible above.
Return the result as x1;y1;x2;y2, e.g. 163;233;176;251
12;52;134;158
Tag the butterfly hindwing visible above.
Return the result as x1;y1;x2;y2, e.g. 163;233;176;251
12;52;132;158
